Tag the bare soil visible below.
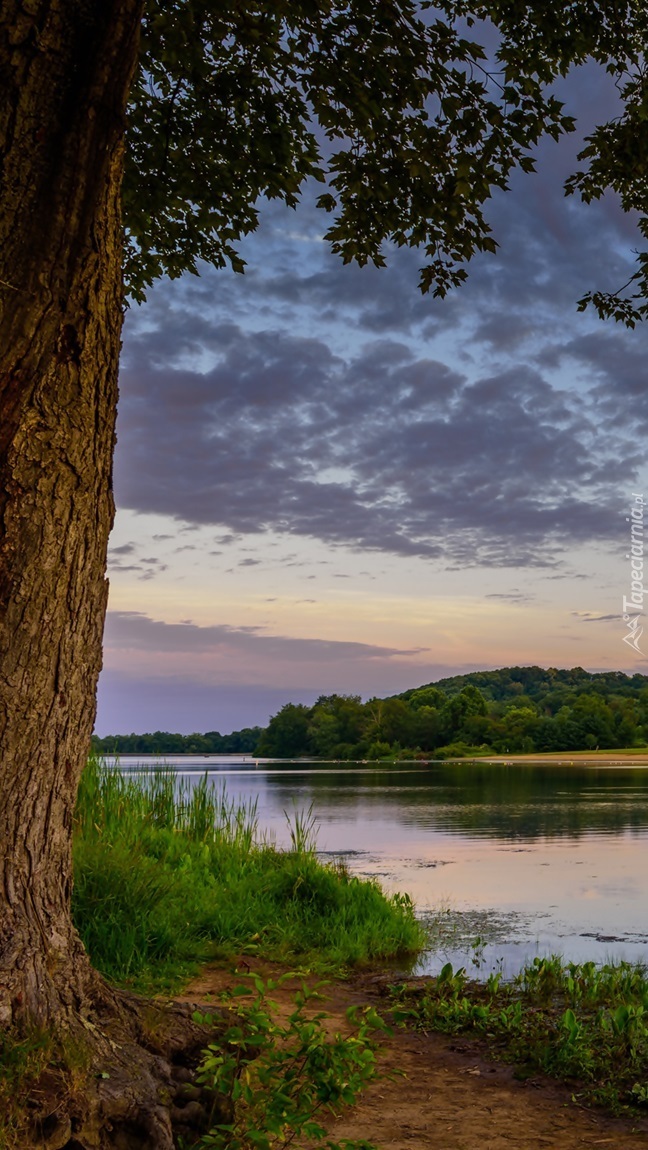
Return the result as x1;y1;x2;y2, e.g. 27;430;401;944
182;961;648;1150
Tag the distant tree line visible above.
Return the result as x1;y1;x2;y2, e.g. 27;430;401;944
255;667;648;760
92;668;648;760
91;727;263;755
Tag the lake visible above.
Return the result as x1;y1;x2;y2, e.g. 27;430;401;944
110;756;648;978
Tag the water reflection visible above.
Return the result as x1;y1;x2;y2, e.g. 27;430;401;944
259;762;648;975
114;757;648;977
262;762;648;840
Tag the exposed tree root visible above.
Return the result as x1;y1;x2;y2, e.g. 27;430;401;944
9;984;227;1150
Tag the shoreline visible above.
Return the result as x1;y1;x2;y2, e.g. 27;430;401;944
465;751;648;764
179;956;648;1149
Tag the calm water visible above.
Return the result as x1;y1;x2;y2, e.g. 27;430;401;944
112;756;648;978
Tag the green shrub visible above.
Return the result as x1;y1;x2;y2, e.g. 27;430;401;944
194;973;384;1150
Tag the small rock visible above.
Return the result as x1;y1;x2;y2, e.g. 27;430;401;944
172;1066;194;1083
171;1100;207;1129
38;1114;73;1149
175;1082;201;1102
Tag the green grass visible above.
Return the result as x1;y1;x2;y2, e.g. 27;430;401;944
390;955;648;1113
0;760;420;1148
71;756;426;991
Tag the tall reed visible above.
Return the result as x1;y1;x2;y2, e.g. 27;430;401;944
72;757;425;990
75;758;258;847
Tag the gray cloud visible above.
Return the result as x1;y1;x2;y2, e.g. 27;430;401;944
107;540;169;580
122;62;639;355
538;331;648;427
576;613;620;623
115;317;641;567
114;63;648;573
104;611;427;662
485;592;532;603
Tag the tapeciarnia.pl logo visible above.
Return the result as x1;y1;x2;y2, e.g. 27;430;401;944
622;492;644;655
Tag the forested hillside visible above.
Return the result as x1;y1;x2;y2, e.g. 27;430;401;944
412;666;648;703
93;667;648;760
255;666;648;759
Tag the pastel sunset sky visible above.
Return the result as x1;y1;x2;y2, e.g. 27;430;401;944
95;60;648;736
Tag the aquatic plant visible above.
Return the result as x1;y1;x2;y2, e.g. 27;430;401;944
390;955;648;1112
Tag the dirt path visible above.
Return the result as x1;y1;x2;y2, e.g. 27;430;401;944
182;962;648;1150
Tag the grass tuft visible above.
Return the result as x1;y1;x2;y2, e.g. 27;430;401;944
71;756;426;991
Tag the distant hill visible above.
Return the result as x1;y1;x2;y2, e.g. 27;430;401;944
398;666;648;705
255;666;648;759
93;667;648;760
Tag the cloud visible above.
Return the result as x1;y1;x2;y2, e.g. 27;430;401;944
485;592;532;603
576;613;620;623
122;60;640;353
104;611;427;663
107;541;168;580
101;611;481;713
114;61;648;580
539;330;648;428
115;319;641;568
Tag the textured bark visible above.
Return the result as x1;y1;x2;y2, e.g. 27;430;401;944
9;989;227;1148
0;0;141;1023
0;7;232;1144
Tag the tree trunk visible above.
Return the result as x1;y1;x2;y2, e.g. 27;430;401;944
0;0;143;1032
0;8;228;1144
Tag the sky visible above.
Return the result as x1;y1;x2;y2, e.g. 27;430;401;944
95;56;648;736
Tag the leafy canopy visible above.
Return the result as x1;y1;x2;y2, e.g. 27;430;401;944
124;2;648;323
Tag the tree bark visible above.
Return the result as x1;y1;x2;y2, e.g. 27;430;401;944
0;0;142;1026
0;8;230;1144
